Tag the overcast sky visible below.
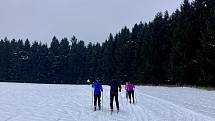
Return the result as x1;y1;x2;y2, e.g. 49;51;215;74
0;0;186;45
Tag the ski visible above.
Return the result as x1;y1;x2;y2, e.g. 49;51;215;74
110;109;113;115
110;110;119;114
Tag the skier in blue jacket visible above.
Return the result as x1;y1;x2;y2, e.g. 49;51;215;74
92;79;103;111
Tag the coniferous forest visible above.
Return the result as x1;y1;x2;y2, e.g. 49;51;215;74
0;0;214;86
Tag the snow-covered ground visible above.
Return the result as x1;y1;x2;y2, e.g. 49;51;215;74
0;82;215;121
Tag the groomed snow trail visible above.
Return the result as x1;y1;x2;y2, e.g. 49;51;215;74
0;83;214;121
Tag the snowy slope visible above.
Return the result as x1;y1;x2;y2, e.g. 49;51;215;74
0;82;214;121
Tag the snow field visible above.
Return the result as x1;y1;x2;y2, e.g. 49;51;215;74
0;83;214;121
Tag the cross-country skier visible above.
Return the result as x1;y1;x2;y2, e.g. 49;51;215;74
92;79;103;111
125;81;135;104
109;79;122;113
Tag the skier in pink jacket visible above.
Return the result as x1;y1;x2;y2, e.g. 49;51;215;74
125;81;135;104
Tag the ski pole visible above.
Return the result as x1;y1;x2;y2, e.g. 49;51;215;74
120;92;124;110
92;88;94;109
135;91;137;104
102;91;104;111
126;91;128;104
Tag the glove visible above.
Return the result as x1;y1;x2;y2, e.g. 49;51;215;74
119;89;121;92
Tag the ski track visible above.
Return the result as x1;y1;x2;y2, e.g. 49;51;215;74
137;86;215;120
0;83;215;121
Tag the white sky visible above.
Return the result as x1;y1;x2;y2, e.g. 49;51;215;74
0;0;185;45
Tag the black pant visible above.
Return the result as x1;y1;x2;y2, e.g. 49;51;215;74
94;94;101;108
110;92;119;110
128;90;134;103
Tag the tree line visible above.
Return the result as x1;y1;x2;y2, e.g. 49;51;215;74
0;0;214;86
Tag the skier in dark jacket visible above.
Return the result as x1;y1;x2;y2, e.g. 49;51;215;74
109;79;122;112
92;79;103;111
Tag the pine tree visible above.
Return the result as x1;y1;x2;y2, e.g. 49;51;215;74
199;0;215;86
